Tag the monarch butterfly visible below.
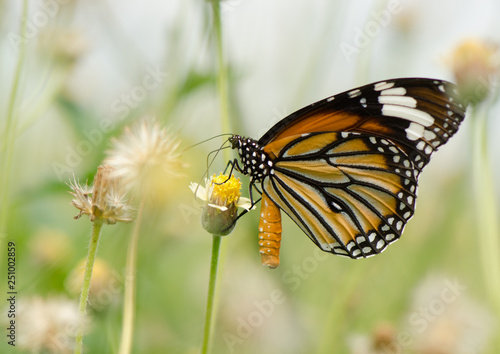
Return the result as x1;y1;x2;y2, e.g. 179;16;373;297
226;78;466;268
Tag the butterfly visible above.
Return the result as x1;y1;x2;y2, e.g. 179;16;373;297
226;78;466;268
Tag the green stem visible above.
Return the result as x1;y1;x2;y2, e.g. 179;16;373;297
471;106;500;317
0;0;28;244
74;220;104;354
200;3;231;353
118;198;146;354
201;235;222;354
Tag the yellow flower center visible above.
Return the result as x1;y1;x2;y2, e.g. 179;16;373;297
210;173;241;206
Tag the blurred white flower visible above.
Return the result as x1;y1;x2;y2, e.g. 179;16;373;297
16;296;88;354
347;322;399;354
406;274;495;354
105;117;183;201
347;275;495;354
448;38;500;105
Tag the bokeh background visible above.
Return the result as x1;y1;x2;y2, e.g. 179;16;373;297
1;0;499;353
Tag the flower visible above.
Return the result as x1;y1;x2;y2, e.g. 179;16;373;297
190;173;253;235
39;27;87;66
104;116;183;201
29;227;74;266
405;274;495;354
448;38;500;105
16;296;87;353
69;165;134;224
347;322;399;354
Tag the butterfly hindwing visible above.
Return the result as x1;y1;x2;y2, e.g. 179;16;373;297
261;132;417;258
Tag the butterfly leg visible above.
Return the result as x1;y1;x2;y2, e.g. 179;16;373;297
212;159;243;186
232;180;262;223
224;159;243;175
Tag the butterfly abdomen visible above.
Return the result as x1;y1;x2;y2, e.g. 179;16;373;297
258;193;282;268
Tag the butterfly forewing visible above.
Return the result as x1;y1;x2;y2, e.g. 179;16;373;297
260;78;466;173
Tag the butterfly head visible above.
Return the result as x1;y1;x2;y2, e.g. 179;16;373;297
229;135;274;180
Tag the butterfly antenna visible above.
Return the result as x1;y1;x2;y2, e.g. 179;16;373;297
193;138;232;199
182;133;233;154
204;139;232;179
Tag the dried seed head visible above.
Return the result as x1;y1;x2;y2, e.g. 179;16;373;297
69;165;134;224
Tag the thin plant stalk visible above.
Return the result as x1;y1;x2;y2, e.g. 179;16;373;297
201;235;222;354
118;197;146;354
201;1;232;353
74;220;104;354
470;105;500;321
0;0;28;248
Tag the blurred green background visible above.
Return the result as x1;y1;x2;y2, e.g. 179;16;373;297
0;0;499;353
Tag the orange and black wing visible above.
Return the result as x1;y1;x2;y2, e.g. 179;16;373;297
261;132;417;258
257;78;466;258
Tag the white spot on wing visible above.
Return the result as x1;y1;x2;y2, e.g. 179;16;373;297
331;201;342;210
374;81;395;91
423;130;437;141
405;122;425;141
386;234;396;241
348;89;361;98
382;105;435;127
380;87;407;96
378;95;417;108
